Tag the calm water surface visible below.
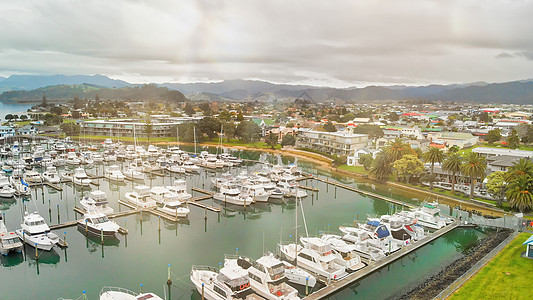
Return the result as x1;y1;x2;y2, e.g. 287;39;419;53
0;147;484;300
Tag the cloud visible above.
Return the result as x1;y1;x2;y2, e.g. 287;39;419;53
1;0;533;86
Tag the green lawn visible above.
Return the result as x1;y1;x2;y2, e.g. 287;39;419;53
14;121;31;126
461;143;533;155
338;165;370;175
451;233;533;300
208;139;282;150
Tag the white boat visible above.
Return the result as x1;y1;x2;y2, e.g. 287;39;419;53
125;185;157;208
281;261;317;288
300;237;365;271
339;222;401;254
183;160;200;173
212;173;233;189
23;170;42;184
73;167;92;186
279;240;347;281
190;263;253;300
241;184;271;203
60;170;73;182
92;153;104;162
10;176;31;196
150;187;190;217
166;179;192;202
77;205;120;237
397;203;447;230
166;163;185;174
123;166;144;180
0;184;16;198
0;214;23;255
80;190;114;215
15;211;59;251
66;152;81;165
104;165;125;182
276;176;307;198
225;253;300;300
99;286;163;300
250;176;283;199
42;166;60;184
320;234;386;263
213;182;254;206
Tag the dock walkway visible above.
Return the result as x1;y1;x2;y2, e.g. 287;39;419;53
311;176;415;208
305;221;459;299
190;187;219;212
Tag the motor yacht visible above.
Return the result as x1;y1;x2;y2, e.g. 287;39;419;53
241;184;270;203
183;160;200;173
73;167;92;186
165;179;192;202
190;263;253;300
281;260;317;288
99;286;163;300
77;206;120;237
279;239;347;281
23;170;42;184
15;211;59;251
225;253;300;299
300;237;365;271
104;165;125;182
123;165;144;180
42;166;60;184
66;152;81;165
0;214;23;255
80;190;114;215
213;182;254;206
125;186;157;208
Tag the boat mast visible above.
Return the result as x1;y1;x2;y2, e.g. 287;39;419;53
176;126;179;149
193;127;197;155
295;191;298;265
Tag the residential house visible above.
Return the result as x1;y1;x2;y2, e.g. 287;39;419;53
347;147;381;166
0;126;15;138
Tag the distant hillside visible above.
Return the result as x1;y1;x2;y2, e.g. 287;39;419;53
161;79;321;95
0;74;131;91
0;84;187;103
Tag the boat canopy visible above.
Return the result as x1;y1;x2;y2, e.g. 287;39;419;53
367;220;380;227
376;225;390;239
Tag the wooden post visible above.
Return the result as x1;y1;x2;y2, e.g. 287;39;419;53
167;264;172;300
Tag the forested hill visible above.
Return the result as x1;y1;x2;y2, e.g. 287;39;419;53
0;84;187;103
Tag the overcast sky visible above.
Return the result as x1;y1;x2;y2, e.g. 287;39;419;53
1;0;533;87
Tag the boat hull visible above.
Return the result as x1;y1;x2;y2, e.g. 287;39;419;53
76;222;117;237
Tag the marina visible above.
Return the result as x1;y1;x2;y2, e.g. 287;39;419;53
0;140;516;299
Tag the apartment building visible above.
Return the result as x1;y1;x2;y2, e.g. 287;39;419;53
296;129;369;156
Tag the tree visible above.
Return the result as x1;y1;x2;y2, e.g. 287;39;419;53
281;134;296;147
144;119;153;141
479;111;491;123
222;122;236;142
506;158;533;181
461;152;487;199
323;121;337;132
442;152;463;194
353;124;384;139
385;138;409;162
359;153;374;170
387;112;399;122
236;120;261;142
505;175;533;212
184;102;195;116
199;102;211;115
506;129;520;149
60;122;80;136
4;114;14;121
485;129;501;144
424;146;445;189
486;171;507;206
50;106;63;115
20;115;28;121
198;117;221;140
265;134;278;149
370;153;393;182
393;154;424;183
41;94;48;107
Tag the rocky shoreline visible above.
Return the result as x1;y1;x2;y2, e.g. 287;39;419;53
396;228;513;300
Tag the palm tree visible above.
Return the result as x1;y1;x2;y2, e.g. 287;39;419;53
460;152;487;199
505;175;533;212
424;146;445;189
386;138;408;162
370;153;393;183
442;152;463;194
507;158;533;180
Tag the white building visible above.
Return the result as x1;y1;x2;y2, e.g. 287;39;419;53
347;147;381;166
296;129;369;156
473;147;533;159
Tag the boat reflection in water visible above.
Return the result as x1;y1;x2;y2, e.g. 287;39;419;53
77;227;120;254
0;251;24;267
24;244;61;265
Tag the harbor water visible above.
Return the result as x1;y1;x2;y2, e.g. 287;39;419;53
0;147;489;299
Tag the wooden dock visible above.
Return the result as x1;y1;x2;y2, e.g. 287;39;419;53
298;185;319;192
50;206;139;233
191;187;215;195
305;221;460;299
312;176;415;208
189;187;220;212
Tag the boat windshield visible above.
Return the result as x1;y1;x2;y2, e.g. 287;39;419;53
91;216;109;224
268;263;285;278
27;220;45;226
